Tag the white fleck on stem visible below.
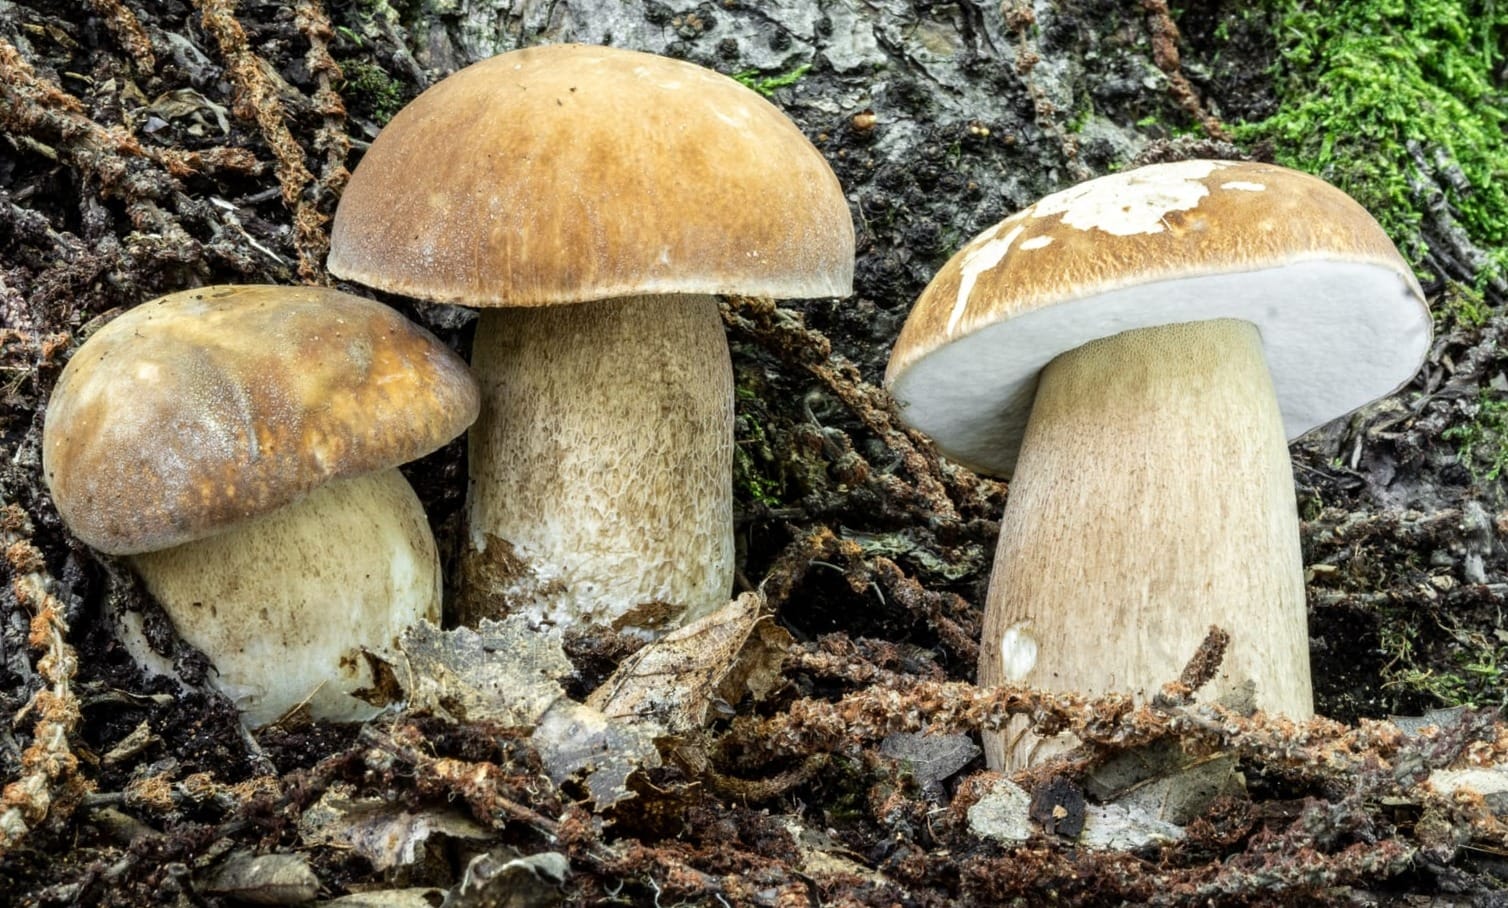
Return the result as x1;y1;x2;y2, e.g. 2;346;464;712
979;318;1312;770
460;294;735;638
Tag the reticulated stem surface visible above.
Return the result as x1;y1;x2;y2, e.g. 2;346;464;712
981;318;1311;770
460;294;734;637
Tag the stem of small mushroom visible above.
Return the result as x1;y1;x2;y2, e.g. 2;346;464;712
460;294;735;638
125;468;441;727
979;318;1311;770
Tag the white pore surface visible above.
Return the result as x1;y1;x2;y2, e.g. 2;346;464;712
889;261;1431;476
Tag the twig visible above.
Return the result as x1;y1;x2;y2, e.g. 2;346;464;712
1142;0;1229;139
0;503;85;854
86;0;155;72
722;296;1006;528
294;0;352;284
196;0;323;280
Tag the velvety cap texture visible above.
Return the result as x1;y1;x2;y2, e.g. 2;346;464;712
328;43;854;306
885;159;1431;475
43;285;480;555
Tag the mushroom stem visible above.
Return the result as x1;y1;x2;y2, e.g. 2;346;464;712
980;318;1311;770
125;468;441;727
459;294;735;637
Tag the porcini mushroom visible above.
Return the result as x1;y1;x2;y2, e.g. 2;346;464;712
43;285;479;725
328;44;854;637
884;160;1431;769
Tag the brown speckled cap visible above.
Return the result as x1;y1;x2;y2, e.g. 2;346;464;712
43;285;480;555
327;43;854;306
885;159;1431;475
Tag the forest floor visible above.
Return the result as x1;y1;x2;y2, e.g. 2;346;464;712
2;0;1507;905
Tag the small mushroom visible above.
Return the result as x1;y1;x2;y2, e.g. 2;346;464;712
43;285;479;725
885;160;1431;769
328;44;854;637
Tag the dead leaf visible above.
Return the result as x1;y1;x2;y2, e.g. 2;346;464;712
299;787;491;871
531;699;661;810
587;592;766;733
450;848;569;908
878;732;981;786
399;617;572;726
145;88;231;136
200;850;319;905
394;617;659;810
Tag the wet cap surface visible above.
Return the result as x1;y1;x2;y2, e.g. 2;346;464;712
43;285;480;554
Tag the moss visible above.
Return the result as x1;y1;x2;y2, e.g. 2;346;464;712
731;63;811;98
733;380;787;508
1443;389;1508;484
1436;281;1493;330
1233;0;1508;285
339;58;407;124
1381;605;1508;708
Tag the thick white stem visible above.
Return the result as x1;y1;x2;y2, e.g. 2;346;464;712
980;319;1311;770
127;468;441;726
460;294;735;637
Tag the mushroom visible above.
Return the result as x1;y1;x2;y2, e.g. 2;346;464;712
328;44;854;637
884;160;1431;769
43;285;479;725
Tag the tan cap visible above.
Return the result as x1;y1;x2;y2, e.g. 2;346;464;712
43;285;480;555
327;43;854;306
885;159;1431;475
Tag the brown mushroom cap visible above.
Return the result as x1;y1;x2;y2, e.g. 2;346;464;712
885;160;1431;475
43;285;480;555
327;43;854;306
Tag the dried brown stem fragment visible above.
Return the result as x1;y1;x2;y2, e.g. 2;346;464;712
86;0;155;71
722;295;1006;528
0;504;86;854
1156;625;1232;706
1143;0;1229;139
294;0;351;284
721;665;1504;843
196;0;325;280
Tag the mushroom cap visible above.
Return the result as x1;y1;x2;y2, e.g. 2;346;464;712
885;159;1431;476
43;285;481;555
327;43;854;307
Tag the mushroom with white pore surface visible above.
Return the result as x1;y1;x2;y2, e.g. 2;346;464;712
884;160;1431;770
328;44;854;637
42;285;480;726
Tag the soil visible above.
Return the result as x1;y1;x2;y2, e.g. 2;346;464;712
2;1;1506;905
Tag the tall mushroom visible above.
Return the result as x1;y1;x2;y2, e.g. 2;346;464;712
884;160;1431;769
328;44;854;637
43;285;479;725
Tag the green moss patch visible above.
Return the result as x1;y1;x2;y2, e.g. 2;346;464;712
1235;0;1508;286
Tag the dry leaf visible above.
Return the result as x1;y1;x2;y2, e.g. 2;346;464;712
531;699;661;810
299;788;490;871
878;732;981;786
200;850;319;905
399;617;572;726
394;616;659;809
588;592;766;732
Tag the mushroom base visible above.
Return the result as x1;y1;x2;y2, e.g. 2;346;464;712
981;318;1311;770
125;468;441;726
460;294;735;638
